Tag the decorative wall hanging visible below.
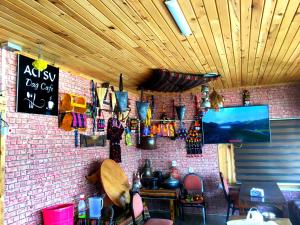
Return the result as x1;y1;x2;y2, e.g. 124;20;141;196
209;88;224;111
200;85;210;110
176;94;186;122
60;93;87;113
125;127;133;147
136;89;149;122
243;90;250;106
16;55;59;115
115;74;128;113
32;58;47;72
59;112;87;132
91;80;97;134
176;94;187;140
129;118;138;133
97;112;105;132
97;86;107;110
80;134;106;147
186;96;203;155
107;117;124;163
138;69;220;92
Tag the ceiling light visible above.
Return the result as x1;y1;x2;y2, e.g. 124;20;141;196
165;0;192;36
1;41;22;52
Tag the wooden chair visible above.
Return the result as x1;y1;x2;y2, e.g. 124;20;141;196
219;172;239;221
130;191;173;225
179;173;206;225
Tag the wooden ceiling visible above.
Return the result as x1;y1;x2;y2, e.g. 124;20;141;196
0;0;300;91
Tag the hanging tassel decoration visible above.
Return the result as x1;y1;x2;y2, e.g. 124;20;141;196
91;80;97;135
74;129;79;147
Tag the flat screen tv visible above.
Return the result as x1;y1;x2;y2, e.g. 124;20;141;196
202;105;271;144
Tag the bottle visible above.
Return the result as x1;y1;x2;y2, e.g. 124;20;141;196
78;194;87;223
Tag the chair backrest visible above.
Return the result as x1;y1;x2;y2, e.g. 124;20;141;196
183;173;204;195
258;205;284;218
130;191;145;225
219;172;230;201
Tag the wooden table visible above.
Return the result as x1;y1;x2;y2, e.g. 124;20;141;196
139;188;179;222
230;216;292;225
238;182;286;214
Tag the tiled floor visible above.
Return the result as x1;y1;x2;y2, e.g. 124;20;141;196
175;214;226;225
150;211;226;225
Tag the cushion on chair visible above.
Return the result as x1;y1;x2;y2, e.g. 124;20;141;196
183;174;203;192
132;193;144;219
145;218;173;225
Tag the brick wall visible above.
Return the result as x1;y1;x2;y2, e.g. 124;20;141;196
2;51;142;225
2;49;300;224
141;83;300;214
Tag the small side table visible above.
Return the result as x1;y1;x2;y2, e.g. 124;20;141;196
139;188;180;221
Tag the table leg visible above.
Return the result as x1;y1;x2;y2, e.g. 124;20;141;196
170;199;175;221
239;207;246;215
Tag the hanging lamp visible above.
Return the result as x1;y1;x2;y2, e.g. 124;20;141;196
32;43;48;72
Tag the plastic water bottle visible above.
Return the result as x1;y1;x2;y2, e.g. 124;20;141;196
78;194;87;224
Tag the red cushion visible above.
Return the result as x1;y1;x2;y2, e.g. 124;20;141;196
145;218;173;225
132;193;144;218
184;175;203;193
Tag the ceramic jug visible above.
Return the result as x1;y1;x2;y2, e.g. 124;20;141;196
88;195;104;219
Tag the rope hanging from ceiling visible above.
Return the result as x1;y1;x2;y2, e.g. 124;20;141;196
138;69;221;92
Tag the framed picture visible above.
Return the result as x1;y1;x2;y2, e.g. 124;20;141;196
16;55;59;116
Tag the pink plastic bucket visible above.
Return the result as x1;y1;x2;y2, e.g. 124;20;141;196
43;203;74;225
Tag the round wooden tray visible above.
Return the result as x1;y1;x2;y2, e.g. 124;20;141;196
100;159;130;207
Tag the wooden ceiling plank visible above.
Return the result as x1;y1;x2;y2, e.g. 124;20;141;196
251;0;277;85
0;29;127;86
288;61;300;81
202;0;233;87
190;0;227;88
145;0;205;73
0;9;143;81
178;0;217;73
282;43;300;76
268;26;300;83
256;0;290;83
20;0;157;72
0;1;90;56
246;0;265;85
77;54;143;85
0;4;89;57
228;0;242;86
124;0;196;72
0;19;142;88
215;0;238;87
75;0;180;71
91;0;180;70
107;0;178;69
53;0;151;72
240;0;252;85
263;2;300;82
0;16;77;59
176;0;212;72
6;2;154;76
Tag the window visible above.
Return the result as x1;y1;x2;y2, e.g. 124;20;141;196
234;119;300;185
